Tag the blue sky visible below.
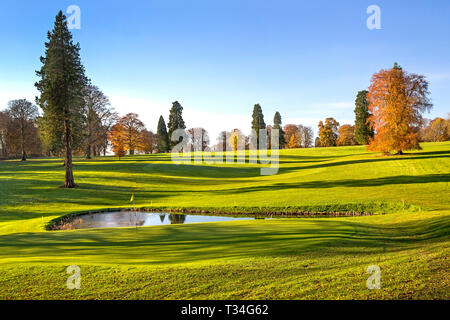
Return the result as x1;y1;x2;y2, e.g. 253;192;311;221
0;0;449;140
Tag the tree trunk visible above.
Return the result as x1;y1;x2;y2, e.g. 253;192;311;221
0;134;5;157
64;119;76;188
86;144;91;159
21;121;26;161
397;150;403;155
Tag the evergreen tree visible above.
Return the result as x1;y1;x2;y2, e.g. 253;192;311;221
354;90;374;145
273;111;286;149
167;101;186;149
156;115;170;153
251;104;266;149
35;11;88;188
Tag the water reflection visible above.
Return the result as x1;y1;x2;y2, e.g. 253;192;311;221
66;211;254;230
168;214;186;224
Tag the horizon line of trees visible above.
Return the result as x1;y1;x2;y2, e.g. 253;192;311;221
2;76;449;161
3;92;447;161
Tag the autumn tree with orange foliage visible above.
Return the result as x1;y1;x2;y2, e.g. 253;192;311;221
367;63;432;154
283;124;313;148
287;134;298;148
337;124;356;146
108;123;126;159
117;113;146;155
108;113;153;157
140;129;158;154
283;124;298;148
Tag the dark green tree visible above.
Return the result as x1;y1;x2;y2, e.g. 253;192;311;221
393;62;402;70
273;111;286;149
35;11;88;188
354;90;374;145
167;101;186;149
251;104;266;149
156;115;170;153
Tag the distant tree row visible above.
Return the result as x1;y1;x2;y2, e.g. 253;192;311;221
418;116;450;142
0;84;119;161
107;101;315;158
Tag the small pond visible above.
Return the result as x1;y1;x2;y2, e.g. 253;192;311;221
64;211;256;230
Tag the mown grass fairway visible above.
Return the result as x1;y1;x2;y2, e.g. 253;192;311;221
0;142;449;299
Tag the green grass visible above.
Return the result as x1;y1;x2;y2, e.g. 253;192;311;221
0;142;449;299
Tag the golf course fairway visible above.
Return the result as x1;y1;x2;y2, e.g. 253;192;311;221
0;142;448;299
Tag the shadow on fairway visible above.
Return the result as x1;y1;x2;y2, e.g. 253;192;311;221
218;173;450;194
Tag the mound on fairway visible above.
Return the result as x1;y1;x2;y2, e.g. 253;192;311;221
0;142;449;299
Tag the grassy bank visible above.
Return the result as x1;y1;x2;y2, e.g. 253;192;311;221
0;142;448;299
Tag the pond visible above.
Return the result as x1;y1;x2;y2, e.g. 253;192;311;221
63;211;256;230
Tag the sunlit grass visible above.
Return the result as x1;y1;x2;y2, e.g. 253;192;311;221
0;142;448;299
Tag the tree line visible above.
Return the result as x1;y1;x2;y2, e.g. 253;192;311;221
107;101;313;159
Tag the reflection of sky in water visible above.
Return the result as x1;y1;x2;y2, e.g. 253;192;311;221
70;212;254;229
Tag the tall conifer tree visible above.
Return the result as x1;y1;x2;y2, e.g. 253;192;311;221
251;104;266;149
167;101;186;149
354;90;374;145
157;115;170;153
273;111;286;149
35;11;88;188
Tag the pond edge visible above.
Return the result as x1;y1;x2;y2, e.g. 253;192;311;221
46;201;422;231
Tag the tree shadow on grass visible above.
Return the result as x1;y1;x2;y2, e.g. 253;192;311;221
216;173;450;194
277;151;450;175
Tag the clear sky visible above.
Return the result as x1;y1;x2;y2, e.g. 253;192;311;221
0;0;449;140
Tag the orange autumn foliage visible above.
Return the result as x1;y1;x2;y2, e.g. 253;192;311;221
287;134;298;148
367;64;432;154
283;124;298;148
337;124;356;146
108;123;126;159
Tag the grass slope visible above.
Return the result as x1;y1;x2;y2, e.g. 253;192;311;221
0;142;449;299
